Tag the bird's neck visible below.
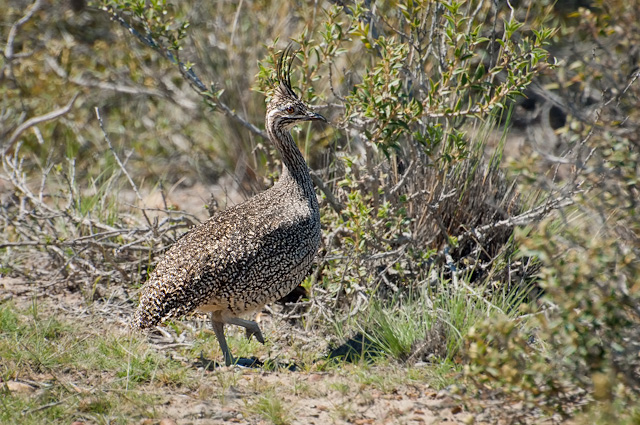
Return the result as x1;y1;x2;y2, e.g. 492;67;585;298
268;127;316;202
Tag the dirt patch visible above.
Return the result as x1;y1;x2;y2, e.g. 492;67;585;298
156;369;472;425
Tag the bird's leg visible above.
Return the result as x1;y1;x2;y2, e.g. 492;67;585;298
210;313;234;366
224;317;265;344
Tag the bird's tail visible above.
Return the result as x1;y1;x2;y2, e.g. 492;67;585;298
129;304;159;330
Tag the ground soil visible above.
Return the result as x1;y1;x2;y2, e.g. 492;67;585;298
1;275;566;425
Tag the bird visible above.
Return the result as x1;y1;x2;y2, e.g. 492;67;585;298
130;45;326;366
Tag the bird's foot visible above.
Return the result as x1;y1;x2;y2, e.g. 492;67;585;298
245;326;265;344
224;317;265;344
223;352;235;367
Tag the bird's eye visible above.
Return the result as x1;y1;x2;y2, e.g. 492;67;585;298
285;106;295;114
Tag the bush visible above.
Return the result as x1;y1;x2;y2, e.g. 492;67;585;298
251;1;555;314
465;0;640;417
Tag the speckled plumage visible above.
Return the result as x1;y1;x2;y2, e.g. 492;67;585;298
131;47;326;365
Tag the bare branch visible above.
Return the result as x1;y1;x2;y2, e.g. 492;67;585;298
95;107;153;228
3;94;79;155
44;55;198;111
4;0;43;60
457;193;577;247
310;171;345;215
103;6;268;140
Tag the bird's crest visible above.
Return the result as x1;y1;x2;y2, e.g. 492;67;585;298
276;44;299;99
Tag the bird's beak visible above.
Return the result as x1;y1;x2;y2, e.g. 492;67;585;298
307;110;327;122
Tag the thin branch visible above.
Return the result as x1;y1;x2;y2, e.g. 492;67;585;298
3;94;79;155
103;6;268;140
44;55;198;111
389;159;415;196
4;0;42;60
310;171;345;214
94;107;153;228
457;193;577;247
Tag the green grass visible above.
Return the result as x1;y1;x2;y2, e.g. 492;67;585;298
0;276;537;424
332;275;535;367
0;301;189;424
248;390;292;425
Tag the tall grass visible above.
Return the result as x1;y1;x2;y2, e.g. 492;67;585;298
354;275;534;364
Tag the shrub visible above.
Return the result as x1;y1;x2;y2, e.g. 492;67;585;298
465;0;640;416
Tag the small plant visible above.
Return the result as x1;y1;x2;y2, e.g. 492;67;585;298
248;391;292;425
212;368;241;405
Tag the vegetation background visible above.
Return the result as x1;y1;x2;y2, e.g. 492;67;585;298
1;0;638;424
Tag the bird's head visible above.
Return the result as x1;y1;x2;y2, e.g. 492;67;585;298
266;45;326;131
